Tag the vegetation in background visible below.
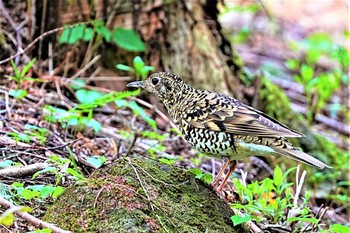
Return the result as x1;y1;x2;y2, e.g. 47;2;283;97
60;20;145;52
1;3;349;232
6;59;37;99
286;33;349;124
116;56;155;81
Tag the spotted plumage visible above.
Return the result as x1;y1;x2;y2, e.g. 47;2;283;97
127;72;331;190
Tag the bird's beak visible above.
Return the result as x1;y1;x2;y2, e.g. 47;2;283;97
126;81;144;88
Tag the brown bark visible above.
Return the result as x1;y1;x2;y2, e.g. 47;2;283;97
56;0;244;99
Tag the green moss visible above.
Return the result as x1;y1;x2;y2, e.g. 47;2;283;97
43;158;248;232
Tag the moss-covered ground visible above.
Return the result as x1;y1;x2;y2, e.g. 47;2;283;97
43;157;249;232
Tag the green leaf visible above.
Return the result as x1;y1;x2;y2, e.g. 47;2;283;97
8;132;30;142
140;66;155;79
59;25;86;44
52;186;64;199
330;224;350;233
285;59;299;70
87;156;106;168
286;217;318;224
282;167;296;181
39;186;55;198
115;99;128;108
82;27;94;41
21;58;36;77
187;168;203;176
159;158;176;165
75;89;104;104
133;56;145;72
19;206;32;213
201;173;213;184
112;27;145;52
70;79;86;90
86;119;102;132
9;89;27;99
129;101;156;128
66;168;86;181
231;214;252;226
300;64;314;83
0;160;14;168
10;60;20;78
0;212;14;226
12;182;24;188
337;181;350;186
273;165;283;188
116;64;133;72
94;20;111;42
32;166;56;179
21;189;39;200
305;49;321;65
27;229;52;233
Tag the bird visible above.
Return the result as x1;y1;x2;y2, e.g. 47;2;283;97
126;72;331;192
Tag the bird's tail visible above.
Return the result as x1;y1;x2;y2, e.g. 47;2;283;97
273;147;331;169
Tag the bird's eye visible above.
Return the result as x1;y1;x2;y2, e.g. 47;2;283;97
151;77;160;86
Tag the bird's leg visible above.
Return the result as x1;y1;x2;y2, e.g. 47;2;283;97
211;159;231;189
217;160;237;192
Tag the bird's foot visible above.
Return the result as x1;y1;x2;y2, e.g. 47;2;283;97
211;160;238;202
212;182;240;203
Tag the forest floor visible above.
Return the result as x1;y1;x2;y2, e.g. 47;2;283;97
0;1;349;232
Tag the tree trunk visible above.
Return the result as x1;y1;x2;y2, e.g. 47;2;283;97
55;0;244;99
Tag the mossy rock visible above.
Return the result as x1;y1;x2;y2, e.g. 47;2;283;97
43;157;248;232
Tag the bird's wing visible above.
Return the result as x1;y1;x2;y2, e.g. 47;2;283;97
183;93;302;138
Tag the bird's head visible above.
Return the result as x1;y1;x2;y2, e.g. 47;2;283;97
126;72;187;102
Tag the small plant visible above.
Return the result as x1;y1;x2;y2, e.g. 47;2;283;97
147;144;166;160
6;59;37;99
0;160;18;168
187;168;213;184
43;88;147;133
27;229;52;233
7;124;49;144
325;224;350;233
11;182;64;201
116;97;156;128
286;32;348;124
158;158;176;165
7;131;30;143
230;166;322;231
33;155;86;185
60;20;146;52
87;156;106;168
0;205;31;227
23;124;49;144
219;3;261;44
116;56;155;81
292;64;341;124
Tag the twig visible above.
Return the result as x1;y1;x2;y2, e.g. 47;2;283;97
155;214;170;233
132;162;188;188
125;133;138;157
128;158;155;211
293;165;306;207
70;55;102;79
0;196;71;233
0;22;89;65
0;163;49;177
93;187;105;208
130;97;179;131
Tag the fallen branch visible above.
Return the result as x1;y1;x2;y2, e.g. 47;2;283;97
0;196;71;233
0;163;49;177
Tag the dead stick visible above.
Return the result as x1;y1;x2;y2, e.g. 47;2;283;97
0;163;49;177
0;196;71;233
